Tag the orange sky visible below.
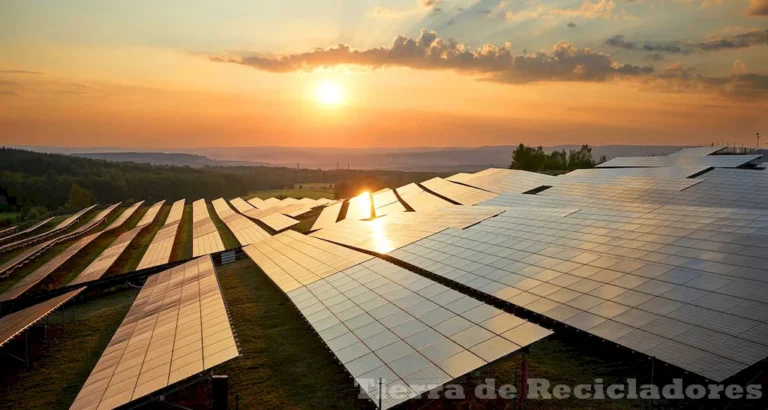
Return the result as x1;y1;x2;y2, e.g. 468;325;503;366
1;1;767;148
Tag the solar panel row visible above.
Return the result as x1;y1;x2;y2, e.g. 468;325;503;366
0;205;97;252
70;256;238;410
136;199;185;271
211;198;270;246
0;288;84;348
192;199;225;257
243;231;552;409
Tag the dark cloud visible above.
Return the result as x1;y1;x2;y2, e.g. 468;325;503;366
567;22;577;28
606;29;768;54
215;29;653;84
605;34;689;54
645;53;665;61
0;70;43;75
747;0;768;16
645;63;768;99
421;0;440;7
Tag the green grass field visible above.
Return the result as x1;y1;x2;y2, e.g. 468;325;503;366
206;201;240;250
0;212;20;222
170;204;193;261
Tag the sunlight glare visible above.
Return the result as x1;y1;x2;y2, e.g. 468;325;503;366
315;81;344;106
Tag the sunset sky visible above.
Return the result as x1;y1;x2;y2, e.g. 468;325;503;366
1;0;766;148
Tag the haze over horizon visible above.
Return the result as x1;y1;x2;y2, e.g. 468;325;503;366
1;1;767;148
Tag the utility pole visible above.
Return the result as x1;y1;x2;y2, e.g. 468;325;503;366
757;133;761;151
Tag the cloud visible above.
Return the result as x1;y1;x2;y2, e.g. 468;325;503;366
214;29;653;84
0;70;43;75
567;22;577;27
605;29;768;53
420;0;440;7
645;53;665;61
643;62;768;98
491;0;630;22
747;0;768;16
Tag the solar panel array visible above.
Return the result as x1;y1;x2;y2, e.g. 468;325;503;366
0;204;123;302
446;168;557;194
372;188;406;217
395;183;453;212
229;197;255;213
386;198;768;381
137;199;185;271
212;198;270;246
666;146;727;157
311;206;503;254
70;256;238;410
192;199;225;257
420;177;498;205
598;154;761;168
311;200;343;232
0;204;117;281
0;288;84;348
0;217;54;245
70;201;165;285
0;204;97;252
257;212;300;232
105;201;144;231
243;231;551;409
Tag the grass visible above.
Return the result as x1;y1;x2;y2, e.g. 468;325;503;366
0;287;138;409
0;212;20;222
206;201;240;250
290;206;324;234
247;188;335;201
170;204;192;262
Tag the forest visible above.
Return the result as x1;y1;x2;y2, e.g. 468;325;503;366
0;148;443;225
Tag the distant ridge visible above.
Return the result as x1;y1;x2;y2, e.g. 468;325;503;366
14;144;695;172
74;152;271;168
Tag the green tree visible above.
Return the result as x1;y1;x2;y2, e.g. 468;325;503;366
67;183;96;209
567;145;597;170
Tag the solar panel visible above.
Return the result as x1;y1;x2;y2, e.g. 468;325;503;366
0;204;119;281
345;191;374;220
105;201;144;231
278;203;315;218
445;168;557;194
229;197;255;213
243;231;551;409
311;206;503;254
311;200;343;232
420;177;498;205
372;188;399;209
68;201;165;285
246;196;266;209
0;204;122;302
70;256;239;410
192;199;225;257
136;200;185;271
0;217;54;245
0;288;84;348
258;212;300;232
389;203;768;381
395;183;453;212
667;146;727;157
0;205;97;252
165;199;185;225
212;198;270;246
0;226;16;239
598;154;761;168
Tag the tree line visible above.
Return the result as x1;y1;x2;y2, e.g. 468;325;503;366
510;144;605;172
0;148;444;224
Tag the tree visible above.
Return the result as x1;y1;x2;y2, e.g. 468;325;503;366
510;143;598;172
67;183;96;209
567;145;597;170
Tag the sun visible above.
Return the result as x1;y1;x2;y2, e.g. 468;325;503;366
315;81;344;106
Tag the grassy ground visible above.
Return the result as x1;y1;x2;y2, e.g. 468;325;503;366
206;201;240;250
247;187;335;200
0;212;20;222
0;287;138;409
106;203;171;276
170;204;193;262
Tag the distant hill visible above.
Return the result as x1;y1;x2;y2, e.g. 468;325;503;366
74;152;270;167
14;144;694;172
